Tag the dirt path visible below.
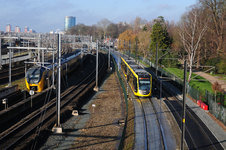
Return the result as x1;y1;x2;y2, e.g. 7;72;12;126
193;71;226;92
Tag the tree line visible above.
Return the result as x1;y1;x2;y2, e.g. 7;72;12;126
66;0;226;82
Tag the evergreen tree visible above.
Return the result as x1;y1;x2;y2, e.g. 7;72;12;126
149;16;174;67
142;25;147;31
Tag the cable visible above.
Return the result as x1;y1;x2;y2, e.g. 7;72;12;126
31;74;54;150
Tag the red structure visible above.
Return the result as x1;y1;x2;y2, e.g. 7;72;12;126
5;24;11;32
15;26;21;32
24;26;29;33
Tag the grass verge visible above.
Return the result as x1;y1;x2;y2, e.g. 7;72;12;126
0;78;27;91
165;68;213;94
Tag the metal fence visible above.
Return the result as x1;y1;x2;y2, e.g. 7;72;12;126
110;53;128;150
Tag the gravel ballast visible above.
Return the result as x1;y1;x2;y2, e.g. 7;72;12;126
40;70;124;150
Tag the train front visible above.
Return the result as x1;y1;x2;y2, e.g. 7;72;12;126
138;74;152;97
25;67;44;92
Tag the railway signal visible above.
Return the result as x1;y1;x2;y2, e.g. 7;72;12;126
15;40;21;46
2;98;8;109
29;90;34;108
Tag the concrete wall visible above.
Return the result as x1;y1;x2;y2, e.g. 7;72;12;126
0;88;53;125
0;85;18;100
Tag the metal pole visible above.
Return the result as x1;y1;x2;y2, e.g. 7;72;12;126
0;34;2;70
52;51;55;87
108;36;110;70
127;65;129;97
94;39;99;91
160;79;162;124
136;40;137;63
38;34;40;62
52;34;55;87
118;39;120;51
90;36;92;51
215;90;216;114
66;63;68;88
118;50;120;71
56;34;61;127
42;35;44;66
8;43;12;87
25;62;27;76
155;43;158;78
31;95;32;108
181;60;187;150
73;35;75;50
123;39;125;57
129;40;130;59
118;39;120;71
81;41;83;69
42;49;44;67
96;40;98;87
64;35;66;54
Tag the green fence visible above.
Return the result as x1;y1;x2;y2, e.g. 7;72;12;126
110;54;128;150
206;90;226;124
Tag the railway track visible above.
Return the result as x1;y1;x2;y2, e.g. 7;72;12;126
0;52;107;150
0;66;27;85
155;79;224;150
120;77;165;149
133;97;164;150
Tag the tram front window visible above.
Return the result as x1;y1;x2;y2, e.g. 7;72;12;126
139;78;150;91
26;69;42;84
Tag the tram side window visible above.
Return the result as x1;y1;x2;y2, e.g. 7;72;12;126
122;62;127;74
121;61;125;73
128;70;132;84
133;76;137;92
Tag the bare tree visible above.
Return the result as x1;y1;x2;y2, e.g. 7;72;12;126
137;30;151;58
179;5;208;82
117;23;131;36
87;25;99;39
68;23;88;35
106;23;118;38
199;0;226;54
97;18;111;39
134;16;141;32
133;16;147;32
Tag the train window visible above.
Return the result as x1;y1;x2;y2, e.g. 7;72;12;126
139;78;150;91
26;69;42;83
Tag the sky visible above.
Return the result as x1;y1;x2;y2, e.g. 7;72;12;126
0;0;197;33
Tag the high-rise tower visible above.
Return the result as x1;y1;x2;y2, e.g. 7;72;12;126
6;23;11;32
15;26;21;32
64;16;76;31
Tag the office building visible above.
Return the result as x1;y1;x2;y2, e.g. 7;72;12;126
64;16;76;31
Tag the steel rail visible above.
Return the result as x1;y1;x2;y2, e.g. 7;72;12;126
149;97;167;150
157;80;222;150
163;95;197;149
138;98;148;150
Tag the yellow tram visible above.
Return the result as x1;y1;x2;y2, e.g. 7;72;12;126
121;57;152;97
